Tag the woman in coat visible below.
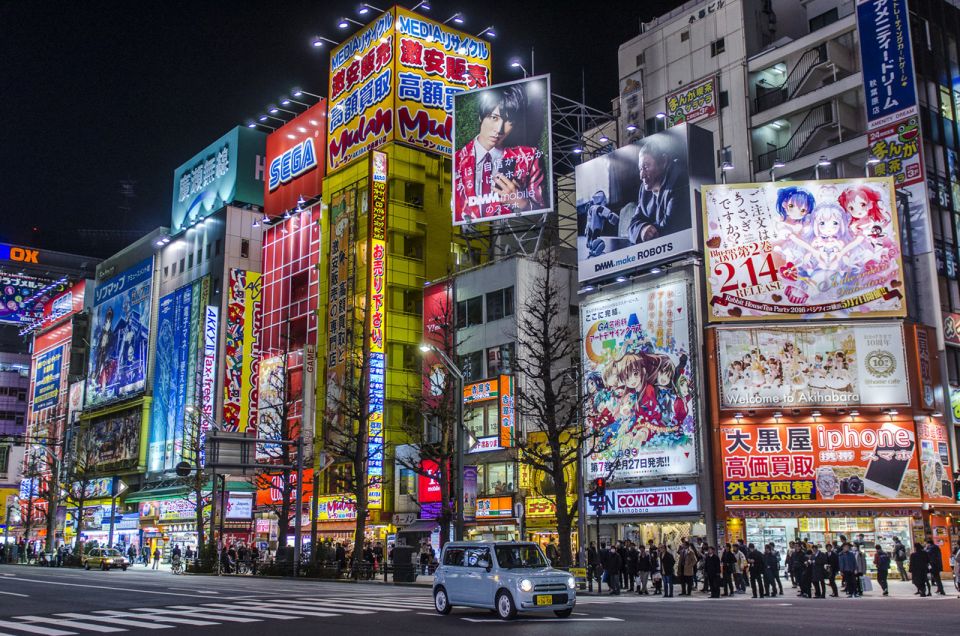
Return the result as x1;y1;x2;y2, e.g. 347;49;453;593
909;542;930;597
679;544;698;595
660;545;676;598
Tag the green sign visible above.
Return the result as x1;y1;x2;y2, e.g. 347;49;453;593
171;126;266;233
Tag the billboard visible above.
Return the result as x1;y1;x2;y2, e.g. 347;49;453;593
264;101;326;217
587;485;699;516
171;126;266;233
149;284;196;473
256;354;285;462
576;125;711;283
324;187;354;438
581;278;698;480
703;178;905;321
720;419;920;504
917;419;955;502
0;271;67;325
67;381;84;424
716;323;910;410
32;345;65;412
476;495;513;519
452;76;552;225
665;75;718;127
418;459;442;504
326;7;492;171
80;407;142;472
223;269;261;432
366;151;388;509
86;258;152;408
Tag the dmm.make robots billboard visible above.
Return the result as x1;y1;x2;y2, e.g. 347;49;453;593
326;6;492;171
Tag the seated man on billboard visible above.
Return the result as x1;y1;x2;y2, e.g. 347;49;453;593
454;85;546;222
629;136;683;243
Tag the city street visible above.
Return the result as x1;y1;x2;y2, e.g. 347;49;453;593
0;565;957;635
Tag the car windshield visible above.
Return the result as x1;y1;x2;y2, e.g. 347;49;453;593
494;544;548;569
104;549;123;557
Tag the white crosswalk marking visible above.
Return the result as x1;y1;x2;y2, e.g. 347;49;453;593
191;603;300;620
297;599;411;612
267;599;373;615
92;611;217;627
221;602;340;618
10;618;122;634
156;607;261;622
0;620;75;636
53;615;170;630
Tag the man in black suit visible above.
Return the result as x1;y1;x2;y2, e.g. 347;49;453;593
925;539;946;595
704;546;722;598
824;543;840;597
811;545;828;598
747;543;766;598
606;545;623;595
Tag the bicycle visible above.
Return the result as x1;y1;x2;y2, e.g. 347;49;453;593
171;557;184;575
236;559;251;575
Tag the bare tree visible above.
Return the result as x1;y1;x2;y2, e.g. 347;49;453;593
177;407;212;559
61;436;96;550
513;247;593;567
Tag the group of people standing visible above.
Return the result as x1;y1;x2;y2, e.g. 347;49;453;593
587;535;959;599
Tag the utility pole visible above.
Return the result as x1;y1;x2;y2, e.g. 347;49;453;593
293;434;304;576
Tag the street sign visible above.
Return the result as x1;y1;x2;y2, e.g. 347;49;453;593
175;461;192;477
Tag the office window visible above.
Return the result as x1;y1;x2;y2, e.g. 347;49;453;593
477;462;516;495
164;266;169;278
188;253;193;269
486;287;514;322
720;90;729;109
465;401;498;439
680;30;689;42
0;445;9;473
459;350;483;382
215;239;222;256
710;38;725;57
206;242;212;261
240;239;250;258
404;235;424;260
402;289;423;315
398;467;415;496
456;296;483;328
487;343;515;376
179;258;185;273
635;52;645;66
808;8;839;32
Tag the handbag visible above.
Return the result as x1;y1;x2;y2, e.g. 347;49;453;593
860;576;873;592
652;572;662;583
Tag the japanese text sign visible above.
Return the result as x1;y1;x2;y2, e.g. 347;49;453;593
665;75;718;127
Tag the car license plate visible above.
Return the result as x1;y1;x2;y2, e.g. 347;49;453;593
535;595;552;606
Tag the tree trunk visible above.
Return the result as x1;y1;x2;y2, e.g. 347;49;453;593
74;495;86;550
351;488;367;578
554;486;573;567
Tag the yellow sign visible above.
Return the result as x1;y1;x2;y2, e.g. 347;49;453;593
326;6;492;171
525;497;557;518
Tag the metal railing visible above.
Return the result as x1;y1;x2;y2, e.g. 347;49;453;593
756;102;834;172
753;43;828;114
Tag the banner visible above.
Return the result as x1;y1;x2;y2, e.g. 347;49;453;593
576;126;706;282
0;272;66;326
917;419;955;502
149;285;194;473
32;345;65;412
223;269;261;432
665;75;718;127
499;374;515;447
476;495;512;519
418;459;442;504
720;419;919;504
67;381;84;424
452;76;552;225
703;178;905;320
256;354;285;462
716;323;910;409
581;278;698;480
587;485;699;516
80;407;142;472
324;187;354;439
264;101;326;217
86;258;152;407
366;150;388;509
463;466;478;522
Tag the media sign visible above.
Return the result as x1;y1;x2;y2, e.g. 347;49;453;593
264;101;327;217
171;126;266;233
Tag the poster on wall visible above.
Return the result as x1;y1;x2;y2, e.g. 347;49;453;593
223;269;261;432
67;381;84;424
86;258;152;407
0;271;66;326
80;408;142;472
703;178;905;321
324;188;354;440
916;419;955;502
31;344;65;412
581;278;698;480
256;354;286;462
665;75;718;127
720;419;920;504
716;323;910;409
452;76;552;225
576;125;710;283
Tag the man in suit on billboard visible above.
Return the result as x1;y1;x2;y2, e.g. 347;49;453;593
629;135;685;243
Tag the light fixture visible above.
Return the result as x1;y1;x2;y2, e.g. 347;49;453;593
246;122;257;128
268;104;297;116
772;411;783;419
810;410;821;418
338;16;363;29
443;12;465;25
770;121;782;129
509;59;528;77
720;161;734;184
817;155;832;166
311;36;341;49
884;408;899;416
849;409;859;417
357;3;384;16
626;124;638;132
292;87;322;99
772;160;786;169
419;343;432;353
734;412;744;420
655;112;666;119
476;26;496;38
411;0;431;11
866;156;881;165
721;161;734;171
281;98;308;107
252;219;260;228
650;267;663;274
615;275;628;283
572;146;584;154
932;411;943;418
598;135;610;143
582;285;595;292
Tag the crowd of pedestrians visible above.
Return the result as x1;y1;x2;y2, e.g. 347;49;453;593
585;535;960;599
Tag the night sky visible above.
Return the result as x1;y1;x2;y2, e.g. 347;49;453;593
1;0;677;257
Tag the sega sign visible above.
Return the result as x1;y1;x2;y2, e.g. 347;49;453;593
268;138;317;191
586;485;699;516
263;101;327;217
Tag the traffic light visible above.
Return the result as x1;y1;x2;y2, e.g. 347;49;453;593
593;477;606;498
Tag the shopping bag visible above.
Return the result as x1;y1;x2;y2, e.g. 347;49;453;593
861;576;873;592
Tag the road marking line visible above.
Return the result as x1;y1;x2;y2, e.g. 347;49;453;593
416;613;442;616
192;604;299;620
54;615;171;630
254;600;373;615
158;607;260;623
0;620;76;636
297;600;410;612
225;602;342;617
0;591;29;597
166;588;219;594
459;616;623;623
95;611;217;626
12;617;124;633
5;578;201;598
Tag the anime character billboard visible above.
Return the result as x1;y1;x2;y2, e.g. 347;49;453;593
703;178;905;321
581;278;698;480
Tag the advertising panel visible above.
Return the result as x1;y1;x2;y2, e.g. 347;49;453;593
67;381;84;424
80;407;142;472
720;419;920;504
944;311;960;347
476;495;512;519
171;126;266;233
223;269;261;432
324;187;354;438
256;354;285;462
0;271;66;326
665;75;718;127
32;345;64;412
498;374;515;448
256;469;314;507
418;459;442;504
326;7;492;171
917;419;955;502
581;278;698;480
587;485;699;516
201;305;218;418
149;285;194;473
703;178;905;321
317;495;357;521
86;258;152;408
576;126;705;283
463;466;478;522
225;494;254;520
40;279;86;326
366;151;388;510
264;101;327;217
422;279;452;400
452;76;552;225
716;323;910;410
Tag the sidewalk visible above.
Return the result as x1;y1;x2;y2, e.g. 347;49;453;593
577;577;958;599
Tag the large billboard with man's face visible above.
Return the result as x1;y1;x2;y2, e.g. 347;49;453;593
452;76;552;225
581;277;698;481
576;125;711;283
703;178;905;321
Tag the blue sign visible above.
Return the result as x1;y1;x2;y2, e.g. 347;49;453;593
268;138;317;191
85;259;153;408
171;126;266;234
856;0;917;124
32;345;64;412
149;285;193;473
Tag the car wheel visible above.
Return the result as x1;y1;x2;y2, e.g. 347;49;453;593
121;565;127;571
554;609;573;618
495;590;517;620
434;587;452;615
84;562;90;570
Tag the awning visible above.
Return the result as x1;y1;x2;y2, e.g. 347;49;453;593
124;480;255;503
398;519;439;534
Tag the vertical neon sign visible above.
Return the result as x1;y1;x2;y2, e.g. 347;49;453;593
366;150;388;509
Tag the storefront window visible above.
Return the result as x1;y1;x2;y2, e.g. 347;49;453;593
477;462;516;495
465;402;498;438
398;468;415;496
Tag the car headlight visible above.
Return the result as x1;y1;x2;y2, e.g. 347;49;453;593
519;578;534;592
567;576;576;589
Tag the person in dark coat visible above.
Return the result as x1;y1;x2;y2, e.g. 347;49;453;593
636;546;652;595
811;545;828;598
624;542;638;591
606;546;623;595
660;546;675;598
763;544;780;597
873;545;891;596
925;539;946;595
825;543;840;597
720;544;737;597
747;544;766;598
587;542;600;591
910;542;930;596
704;546;722;598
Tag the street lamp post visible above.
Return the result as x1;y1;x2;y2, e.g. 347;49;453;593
420;343;465;540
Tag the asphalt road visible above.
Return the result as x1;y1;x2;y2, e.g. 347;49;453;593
0;564;957;635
